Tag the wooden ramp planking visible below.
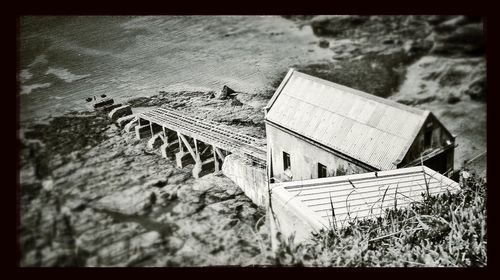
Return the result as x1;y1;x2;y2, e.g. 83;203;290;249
138;107;267;165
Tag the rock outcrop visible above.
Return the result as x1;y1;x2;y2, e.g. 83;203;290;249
432;19;484;57
310;15;369;37
215;85;236;100
94;185;156;216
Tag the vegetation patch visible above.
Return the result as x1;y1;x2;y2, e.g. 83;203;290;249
296;51;419;98
269;173;486;266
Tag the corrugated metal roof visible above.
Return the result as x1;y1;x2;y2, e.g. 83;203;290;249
266;69;430;170
271;166;460;229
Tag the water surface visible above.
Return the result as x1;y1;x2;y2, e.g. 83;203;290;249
19;16;332;122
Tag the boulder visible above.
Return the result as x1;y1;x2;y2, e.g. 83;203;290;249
94;185;154;215
42;178;54;191
144;178;169;188
447;95;461;104
318;39;330;48
93;98;114;109
167;235;185;251
129;231;161;250
382;38;395;45
109;105;133;122
215;85;236;100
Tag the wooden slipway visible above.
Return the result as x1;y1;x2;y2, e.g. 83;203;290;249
138;107;267;165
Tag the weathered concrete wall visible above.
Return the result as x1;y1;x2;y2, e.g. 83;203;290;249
266;124;370;183
268;184;327;248
222;154;268;207
109;105;133;122
116;114;136;128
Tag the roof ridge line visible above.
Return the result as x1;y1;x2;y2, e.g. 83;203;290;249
394;110;431;165
293;70;427;116
283;94;413;141
265;68;295;112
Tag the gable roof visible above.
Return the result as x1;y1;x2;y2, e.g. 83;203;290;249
265;68;430;170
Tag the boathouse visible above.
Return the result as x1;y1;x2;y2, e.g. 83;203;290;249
265;69;455;183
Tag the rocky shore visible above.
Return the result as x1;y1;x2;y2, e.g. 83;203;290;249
19;107;272;266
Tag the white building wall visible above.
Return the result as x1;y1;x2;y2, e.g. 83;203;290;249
266;124;371;183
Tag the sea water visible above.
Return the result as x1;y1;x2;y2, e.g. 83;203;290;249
19;16;332;123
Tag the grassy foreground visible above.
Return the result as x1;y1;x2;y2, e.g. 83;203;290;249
270;172;486;267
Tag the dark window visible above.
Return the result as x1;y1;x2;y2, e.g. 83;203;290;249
283;151;291;170
424;128;432;147
318;163;327;178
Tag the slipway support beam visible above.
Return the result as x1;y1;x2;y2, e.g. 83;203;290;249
214;147;225;162
178;133;197;160
213;145;221;172
147;132;164;150
177;132;203;178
